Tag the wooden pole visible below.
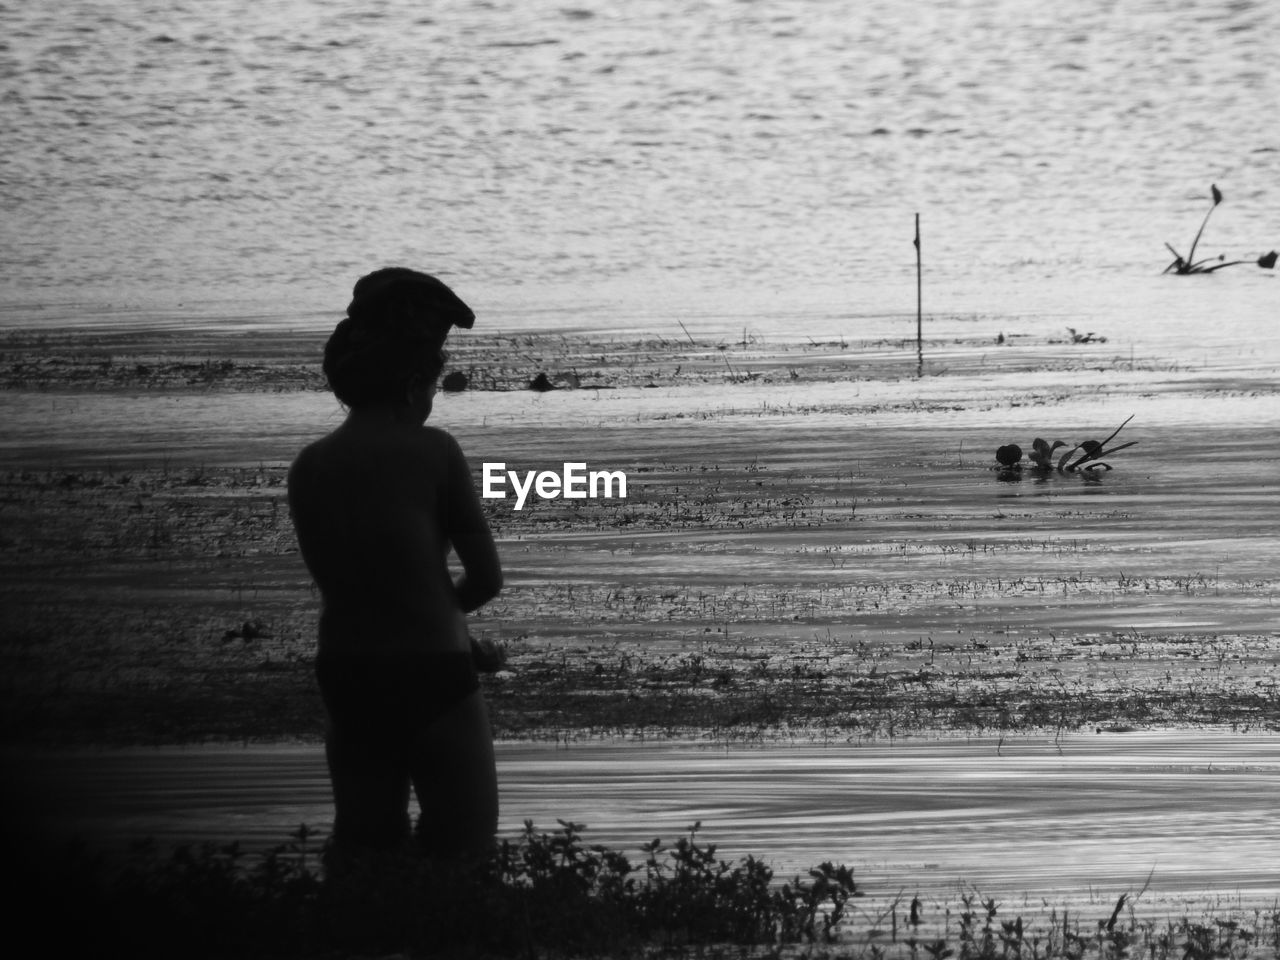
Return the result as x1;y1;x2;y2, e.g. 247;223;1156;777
914;213;923;376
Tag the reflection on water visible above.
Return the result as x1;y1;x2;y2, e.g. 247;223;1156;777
12;732;1280;905
2;0;1278;324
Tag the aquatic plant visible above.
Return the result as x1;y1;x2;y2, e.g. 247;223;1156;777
995;416;1137;474
1163;184;1277;275
995;444;1023;467
1066;327;1106;344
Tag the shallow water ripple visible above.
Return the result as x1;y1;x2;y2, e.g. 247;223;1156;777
11;731;1280;908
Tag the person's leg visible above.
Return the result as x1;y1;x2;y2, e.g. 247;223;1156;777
316;656;413;853
325;722;413;851
408;690;499;858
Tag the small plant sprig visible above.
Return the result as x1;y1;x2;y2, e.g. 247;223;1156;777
1163;184;1277;275
637;822;860;946
995;415;1137;474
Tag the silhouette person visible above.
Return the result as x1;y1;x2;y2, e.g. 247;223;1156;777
288;269;503;861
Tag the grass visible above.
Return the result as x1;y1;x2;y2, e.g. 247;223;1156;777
0;324;1210;393
26;820;858;958
22;820;1280;959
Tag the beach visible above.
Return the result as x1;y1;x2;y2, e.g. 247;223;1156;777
4;0;1280;950
2;307;1278;919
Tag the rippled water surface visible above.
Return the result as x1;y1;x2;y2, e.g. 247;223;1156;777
12;733;1280;909
3;0;1278;325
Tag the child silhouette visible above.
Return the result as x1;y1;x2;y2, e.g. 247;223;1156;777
288;269;503;859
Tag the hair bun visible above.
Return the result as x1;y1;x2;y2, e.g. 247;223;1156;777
322;270;463;407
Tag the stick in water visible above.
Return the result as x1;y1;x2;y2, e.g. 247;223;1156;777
914;213;923;376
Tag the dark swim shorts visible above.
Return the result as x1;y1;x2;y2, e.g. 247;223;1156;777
314;650;482;852
315;649;479;733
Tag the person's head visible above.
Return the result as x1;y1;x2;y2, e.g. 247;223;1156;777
323;268;474;413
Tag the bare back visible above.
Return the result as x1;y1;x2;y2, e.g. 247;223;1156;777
288;417;499;656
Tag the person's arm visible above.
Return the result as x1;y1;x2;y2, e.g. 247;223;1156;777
440;433;502;612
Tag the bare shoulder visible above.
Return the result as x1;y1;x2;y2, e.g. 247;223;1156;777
287;435;330;486
418;424;464;456
287;439;333;517
287;425;464;491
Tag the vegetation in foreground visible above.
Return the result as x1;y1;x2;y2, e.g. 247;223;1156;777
22;820;1280;960
30;820;858;958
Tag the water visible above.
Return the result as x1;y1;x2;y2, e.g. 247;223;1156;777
4;0;1280;918
11;733;1280;907
2;0;1278;328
